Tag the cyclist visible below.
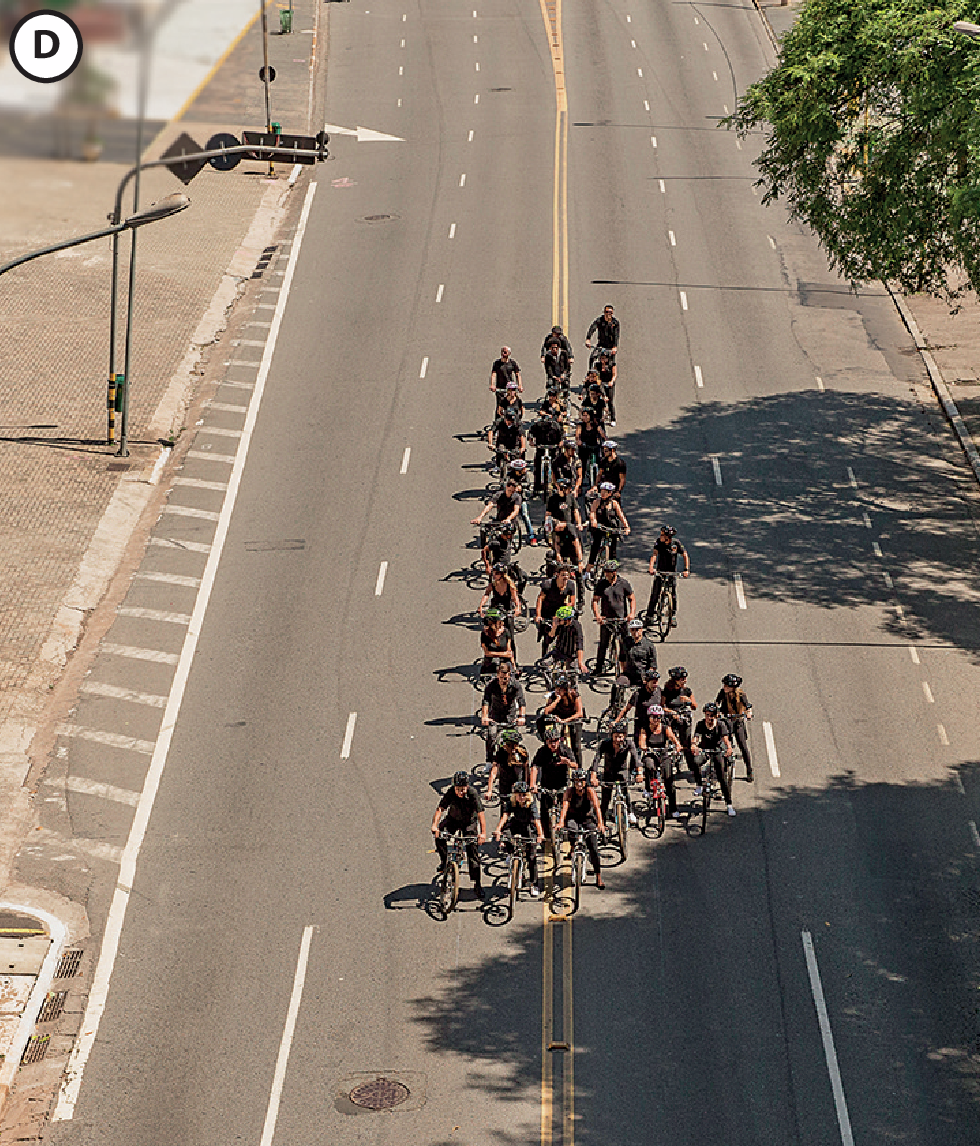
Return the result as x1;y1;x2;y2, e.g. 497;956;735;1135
494;379;525;423
480;662;526;762
646;524;690;630
481;519;517;578
540;674;584;765
581;378;608;428
619;617;658;685
494;781;544;897
431;770;487;900
585;487;630;583
530;724;574;846
479;563;523;643
545;476;585;580
716;673;754;782
526;407;564;497
616;667;663;748
479;608;515;675
543;340;573;389
692;701;736;817
535;563;576;655
585;304;620;367
548;604;587;676
489;345;522;393
553;437;583;500
595;348;617;426
541;324;574;362
663;665;697;774
557;768;605;889
471;478;523;549
641;705;684;817
592;560;635;676
596;440;627;500
540;384;569;430
504;457;537;544
487;729;530;810
576;408;606;488
593;722;641;828
487;405;527;474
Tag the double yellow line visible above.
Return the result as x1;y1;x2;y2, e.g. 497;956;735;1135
539;0;570;329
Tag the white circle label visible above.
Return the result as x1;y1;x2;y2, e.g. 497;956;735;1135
9;10;83;84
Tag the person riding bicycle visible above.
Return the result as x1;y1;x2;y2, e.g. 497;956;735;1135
481;519;517;578
487;729;531;810
663;665;697;774
545;476;585;579
535;563;576;655
576;408;606;487
543;340;573;389
530;724;574;844
480;563;523;642
581;378;608;428
591;560;635;676
526;407;564;497
494;780;544;897
646;524;689;630
641;705;684;817
494;379;525;423
503;457;537;544
616;667;663;747
540;674;584;765
596;440;627;500
558;768;605;889
595;348;618;426
431;770;487;900
618;617;658;685
553;437;583;499
480;662;526;762
471;478;523;554
541;324;574;362
480;608;515;675
692;701;736;817
548;604;587;676
488;406;527;474
540;384;569;430
585;304;620;368
716;673;754;782
489;345;522;393
593;722;641;828
585;484;630;580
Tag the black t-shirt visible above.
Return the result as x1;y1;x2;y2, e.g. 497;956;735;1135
532;744;573;790
589;314;620;349
505;797;541;833
595;737;640;779
583;396;607;425
492;750;529;796
593;499;620;530
547;690;580;720
439;785;484;827
485;534;514;565
663;681;693;717
493;489;522;521
597;359;615;385
544;350;571;379
553;452;581;484
694;718;731;752
598;457;627;489
541;332;573;357
594;576;633;618
491;357;520;387
564;784;598;825
716;688;752;717
621;634;658;683
496;394;524;420
553;618;584;658
579;424;604;452
546;490;572;522
653;538;686;572
539;576;575;619
483;678;525;721
528;416;563;448
482;627;512;660
494;420;523;452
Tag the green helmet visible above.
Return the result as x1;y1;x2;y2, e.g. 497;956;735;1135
555;605;575;621
499;729;522;746
484;608;503;621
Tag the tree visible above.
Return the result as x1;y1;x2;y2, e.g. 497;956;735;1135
728;0;980;304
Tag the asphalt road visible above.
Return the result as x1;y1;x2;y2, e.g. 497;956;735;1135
45;0;980;1143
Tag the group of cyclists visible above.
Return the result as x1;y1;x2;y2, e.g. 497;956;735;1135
431;307;758;904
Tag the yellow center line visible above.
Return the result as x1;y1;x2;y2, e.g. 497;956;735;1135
539;0;569;329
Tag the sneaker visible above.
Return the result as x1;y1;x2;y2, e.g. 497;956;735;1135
529;885;540;898
727;805;736;817
628;812;637;827
610;420;617;427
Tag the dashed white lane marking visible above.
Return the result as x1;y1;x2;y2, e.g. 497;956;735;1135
694;365;703;388
861;511;872;528
627;14;632;21
148;536;212;555
764;722;780;777
680;290;688;310
436;283;444;303
474;93;479;104
174;477;227;492
723;104;729;114
400;447;411;474
734;573;747;610
801;931;855;1146
846;466;857;489
449;222;456;238
631;39;636;47
713;69;718;80
668;230;676;246
659;179;665;193
637;68;643;77
693;14;699;22
883;571;893;589
938;724;950;746
57;723;155;755
398;98;402;107
399;65;403;75
475;61;480;71
644;99;650;111
162;505;220;522
259;926;315;1146
375;562;388;596
103;644;179;665
134;572;202;589
816;376;825;390
767;234;776;249
80;681;168;708
341;713;358;758
403;12;407;19
711;456;722;486
400;37;405;46
473;8;477;14
908;646;920;664
473;34;478;41
63;776;141;807
650;135;657;148
460;173;466;186
922;681;935;704
187;450;235;463
117;606;192;625
703;41;708;49
420;357;429;378
872;542;882;558
468;129;474;141
971;821;980;850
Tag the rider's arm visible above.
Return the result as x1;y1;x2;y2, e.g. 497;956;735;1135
614;501;630;532
680;543;691;576
569;694;584;722
585;317;599;344
627;591;637;621
471;501;490;526
478;585;492;613
486;762;499;798
494;811;509;839
431;804;443;834
476;811;487;843
589;786;605;832
557;792;570;829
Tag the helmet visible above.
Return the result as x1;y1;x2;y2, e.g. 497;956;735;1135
571;768;588;782
510;458;528;471
563;436;576;448
552;325;563;334
628;618;643;630
602;440;617;451
722;673;742;687
605;559;621;572
506;379;519;390
647;704;665;717
599;481;616;493
588;382;601;392
644;668;661;681
555;473;571;486
611;721;627;735
492;561;508;573
513;780;530;795
453;770;469;787
499;729;522;745
660;524;677;537
499;521;516;535
546;384;559;396
544;722;562;741
669;666;687;680
553;673;569;688
555;605;575;620
484;608;503;621
504;407;519;421
703;702;720;716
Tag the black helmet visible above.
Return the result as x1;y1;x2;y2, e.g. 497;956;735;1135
492;561;508;574
555;473;571;486
554;673;569;689
660;524;677;537
611;721;628;735
504;407;519;421
703;702;720;716
571;768;588;782
644;668;661;682
453;770;469;786
669;666;688;680
722;673;742;687
552;325;563;334
513;780;530;795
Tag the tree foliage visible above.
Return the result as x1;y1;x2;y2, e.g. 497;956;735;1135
729;0;980;303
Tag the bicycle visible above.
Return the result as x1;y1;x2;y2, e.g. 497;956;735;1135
585;524;626;589
640;749;675;838
501;832;538;920
561;823;597;915
694;749;732;835
480;519;524;559
645;570;676;642
596;673;630;734
536;787;566;874
601;779;632;861
436;830;480;915
594;616;629;679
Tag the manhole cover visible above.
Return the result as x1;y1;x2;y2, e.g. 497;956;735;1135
349;1078;410;1110
359;213;398;223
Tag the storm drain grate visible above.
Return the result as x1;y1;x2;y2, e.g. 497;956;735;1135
21;1035;49;1065
348;1078;410;1111
55;949;82;979
38;991;68;1024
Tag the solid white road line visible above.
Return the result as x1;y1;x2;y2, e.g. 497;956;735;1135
694;365;703;388
970;821;980;849
341;713;358;759
801;931;855;1146
420;357;428;378
63;777;140;807
52;180;321;1123
846;466;857;489
259;926;315;1146
938;724;949;746
734;574;747;610
375;562;388;596
908;646;920;664
711;457;722;486
922;681;935;703
400;447;411;474
763;721;780;777
80;681;168;707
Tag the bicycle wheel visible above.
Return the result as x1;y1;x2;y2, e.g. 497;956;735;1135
440;860;459;915
657;591;673;643
700;785;710;836
616;800;628;860
542;455;552;499
654;794;666;838
573;848;584;913
724;752;735;794
508;856;520;920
